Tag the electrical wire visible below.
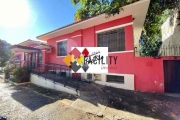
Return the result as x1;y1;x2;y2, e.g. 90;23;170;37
57;0;74;12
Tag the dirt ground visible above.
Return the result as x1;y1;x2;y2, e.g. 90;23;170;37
0;78;102;120
1;73;180;120
102;86;180;120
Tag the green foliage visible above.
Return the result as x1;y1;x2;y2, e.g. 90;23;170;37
71;0;179;56
72;0;111;21
4;68;11;79
0;39;13;66
139;1;179;56
71;0;140;21
12;67;31;83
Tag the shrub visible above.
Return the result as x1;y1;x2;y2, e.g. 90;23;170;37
12;67;31;83
4;69;10;79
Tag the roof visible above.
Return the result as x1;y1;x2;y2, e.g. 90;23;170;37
37;0;150;42
10;40;53;53
18;39;43;46
38;0;142;39
9;45;40;53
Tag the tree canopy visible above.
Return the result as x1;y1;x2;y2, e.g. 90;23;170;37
71;0;179;56
0;40;13;67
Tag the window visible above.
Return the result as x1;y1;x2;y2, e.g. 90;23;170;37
106;75;124;84
16;54;21;60
97;28;125;52
87;74;92;79
15;54;21;66
57;40;67;56
38;52;42;67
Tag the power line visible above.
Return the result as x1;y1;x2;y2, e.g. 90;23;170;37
57;0;74;12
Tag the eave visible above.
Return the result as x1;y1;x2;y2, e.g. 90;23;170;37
10;45;40;53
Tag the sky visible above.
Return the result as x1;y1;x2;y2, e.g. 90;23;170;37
0;0;78;45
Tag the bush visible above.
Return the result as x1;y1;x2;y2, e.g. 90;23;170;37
4;69;10;79
12;67;31;83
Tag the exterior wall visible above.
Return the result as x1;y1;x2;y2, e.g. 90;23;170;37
159;26;180;56
47;32;82;64
14;52;24;61
45;15;179;93
161;11;178;42
30;73;78;95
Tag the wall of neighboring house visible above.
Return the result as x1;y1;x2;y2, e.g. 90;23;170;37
45;15;179;93
14;52;24;61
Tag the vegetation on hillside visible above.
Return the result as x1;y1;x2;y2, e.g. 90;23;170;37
0;39;13;66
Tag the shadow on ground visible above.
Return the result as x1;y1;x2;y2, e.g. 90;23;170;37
10;83;77;111
102;86;180;120
10;85;54;111
7;81;180;120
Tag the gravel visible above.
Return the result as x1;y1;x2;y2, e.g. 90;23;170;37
0;82;102;120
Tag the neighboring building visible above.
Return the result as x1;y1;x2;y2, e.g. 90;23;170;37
10;0;180;94
10;39;53;69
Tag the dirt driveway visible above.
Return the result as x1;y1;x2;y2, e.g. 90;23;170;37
0;81;101;120
0;73;180;120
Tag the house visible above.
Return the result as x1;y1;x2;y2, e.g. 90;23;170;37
10;0;180;94
10;39;52;68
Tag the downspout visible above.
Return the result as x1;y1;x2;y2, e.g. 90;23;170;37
81;29;83;47
94;26;96;47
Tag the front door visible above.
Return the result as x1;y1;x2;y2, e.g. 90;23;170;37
164;60;180;93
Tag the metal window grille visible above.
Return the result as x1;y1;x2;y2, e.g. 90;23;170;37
87;74;92;79
106;75;124;84
97;28;125;52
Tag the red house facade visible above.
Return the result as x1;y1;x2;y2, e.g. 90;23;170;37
10;0;180;94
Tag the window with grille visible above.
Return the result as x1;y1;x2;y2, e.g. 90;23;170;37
87;74;92;79
57;41;67;56
106;75;124;84
97;28;125;52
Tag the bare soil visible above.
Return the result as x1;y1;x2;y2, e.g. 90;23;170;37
1;73;180;120
102;86;180;120
0;80;102;120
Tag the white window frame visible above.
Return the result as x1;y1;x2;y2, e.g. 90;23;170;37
56;39;68;57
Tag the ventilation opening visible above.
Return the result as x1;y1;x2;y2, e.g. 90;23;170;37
87;74;92;80
94;74;101;81
106;75;124;84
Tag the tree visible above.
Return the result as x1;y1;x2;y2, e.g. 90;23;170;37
71;0;179;57
0;40;13;67
71;0;138;21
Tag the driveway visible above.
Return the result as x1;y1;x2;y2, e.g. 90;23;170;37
0;81;102;120
0;74;180;120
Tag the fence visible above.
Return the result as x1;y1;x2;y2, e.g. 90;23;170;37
12;60;91;91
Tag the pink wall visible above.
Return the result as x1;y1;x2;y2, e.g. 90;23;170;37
47;31;82;64
108;52;164;92
14;52;24;61
46;15;180;93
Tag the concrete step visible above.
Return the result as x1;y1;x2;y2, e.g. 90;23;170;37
70;99;106;117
